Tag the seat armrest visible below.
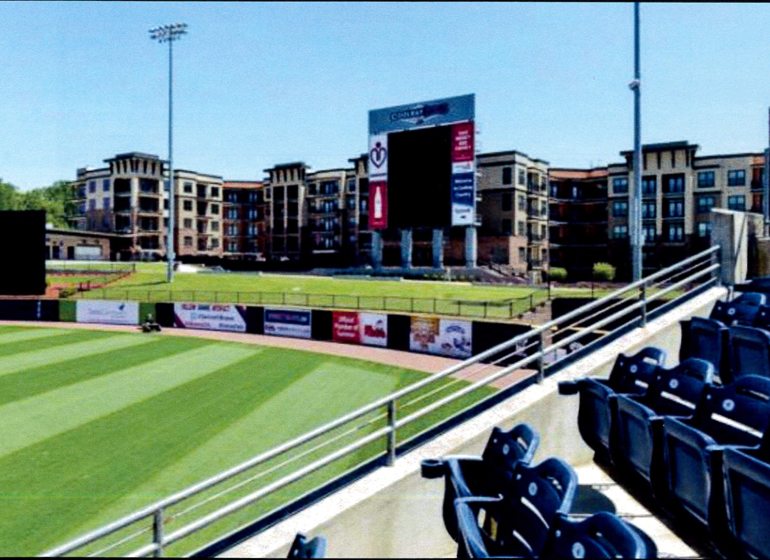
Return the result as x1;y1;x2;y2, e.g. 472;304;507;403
420;458;446;479
455;496;505;559
558;380;581;395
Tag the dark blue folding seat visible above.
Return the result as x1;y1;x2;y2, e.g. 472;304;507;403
659;376;770;536
287;533;327;559
722;429;770;560
710;292;766;326
612;358;715;492
727;326;770;383
541;512;657;559
679;316;729;378
454;457;578;558
559;347;666;463
420;423;539;542
752;304;770;332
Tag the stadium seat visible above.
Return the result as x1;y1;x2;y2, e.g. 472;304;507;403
752;304;770;331
287;533;327;559
727;326;770;383
660;375;770;536
541;512;657;559
710;292;766;326
613;358;715;492
679;316;728;379
558;346;666;463
454;457;578;558
420;423;540;542
722;429;770;560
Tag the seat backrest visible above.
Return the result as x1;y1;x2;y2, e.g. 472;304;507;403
484;458;578;557
542;512;652;559
691;375;770;446
287;533;327;559
753;305;770;332
729;326;770;381
643;358;714;416
711;292;767;326
607;346;667;394
680;316;727;372
481;423;539;470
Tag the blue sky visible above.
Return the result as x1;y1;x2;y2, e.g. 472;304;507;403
1;2;769;189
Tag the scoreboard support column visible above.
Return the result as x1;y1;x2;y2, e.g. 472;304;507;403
465;226;477;269
371;231;383;270
400;229;413;269
432;229;444;269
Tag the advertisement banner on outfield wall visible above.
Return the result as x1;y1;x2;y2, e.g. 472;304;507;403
264;308;312;339
332;311;388;347
76;300;139;325
409;316;472;359
173;303;247;332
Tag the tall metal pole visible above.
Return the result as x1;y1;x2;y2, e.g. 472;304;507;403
150;23;187;283
764;107;770;237
630;2;643;281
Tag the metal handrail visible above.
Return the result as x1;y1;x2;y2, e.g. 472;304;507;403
41;246;721;558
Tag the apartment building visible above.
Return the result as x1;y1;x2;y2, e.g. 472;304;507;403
175;170;224;259
475;151;549;276
548;168;609;279
346;154;373;266
263;162;308;262
305;168;349;266
222;181;269;261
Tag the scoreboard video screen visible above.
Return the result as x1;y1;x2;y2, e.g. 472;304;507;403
0;210;46;295
368;94;475;230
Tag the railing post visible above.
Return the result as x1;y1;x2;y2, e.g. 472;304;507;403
386;400;397;466
537;332;545;382
152;508;164;557
640;281;648;327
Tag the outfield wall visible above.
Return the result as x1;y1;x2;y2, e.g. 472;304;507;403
0;299;533;363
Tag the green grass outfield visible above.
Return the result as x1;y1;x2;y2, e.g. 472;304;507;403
0;325;494;556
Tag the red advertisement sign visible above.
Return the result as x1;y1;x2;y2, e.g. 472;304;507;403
451;122;475;162
369;180;388;229
332;311;361;344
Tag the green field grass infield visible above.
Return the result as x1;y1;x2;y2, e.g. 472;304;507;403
0;325;496;556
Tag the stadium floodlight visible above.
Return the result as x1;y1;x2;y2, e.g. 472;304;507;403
149;23;188;283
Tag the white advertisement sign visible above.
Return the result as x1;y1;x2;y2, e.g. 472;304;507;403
367;133;389;179
173;303;247;332
360;312;388;347
264;308;312;339
410;317;473;359
76;300;140;325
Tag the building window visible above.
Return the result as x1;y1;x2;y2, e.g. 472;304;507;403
501;219;512;234
663;174;685;194
102;179;110;191
183;200;193;211
183;182;193;194
642;201;656;219
211;238;219;248
183;218;193;229
88;181;96;193
88;199;96;211
184;236;193;247
517;221;526;236
664;199;684;218
518;247;526;261
727;169;746;187
518;196;526;211
211;187;220;198
666;223;684;242
211;204;220;214
211;221;219;231
728;195;746;211
642;224;656;242
697;170;715;188
696;195;716;214
612;225;628;239
102;197;110;210
612;200;628;217
518;169;526;185
697;222;712;238
502;192;512;211
612;177;629;194
502;167;512;185
642;176;657;196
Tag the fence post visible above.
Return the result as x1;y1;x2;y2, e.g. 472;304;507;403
411;298;415;313
641;281;648;327
537;332;545;382
529;294;533;309
386;400;397;466
510;300;515;318
357;295;361;310
152;508;164;557
484;301;488;319
283;292;286;305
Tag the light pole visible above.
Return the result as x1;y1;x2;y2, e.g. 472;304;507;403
629;2;643;281
149;23;187;283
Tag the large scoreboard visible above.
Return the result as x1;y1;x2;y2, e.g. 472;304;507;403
0;210;46;295
368;94;475;230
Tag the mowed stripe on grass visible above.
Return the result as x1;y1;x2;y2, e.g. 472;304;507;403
0;328;435;556
0;327;73;345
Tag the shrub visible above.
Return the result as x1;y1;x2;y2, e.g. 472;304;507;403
548;267;568;282
593;262;617;282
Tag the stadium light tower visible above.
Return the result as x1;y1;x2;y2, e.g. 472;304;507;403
629;2;643;282
149;23;188;283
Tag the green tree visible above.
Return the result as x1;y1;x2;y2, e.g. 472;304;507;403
0;180;20;210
